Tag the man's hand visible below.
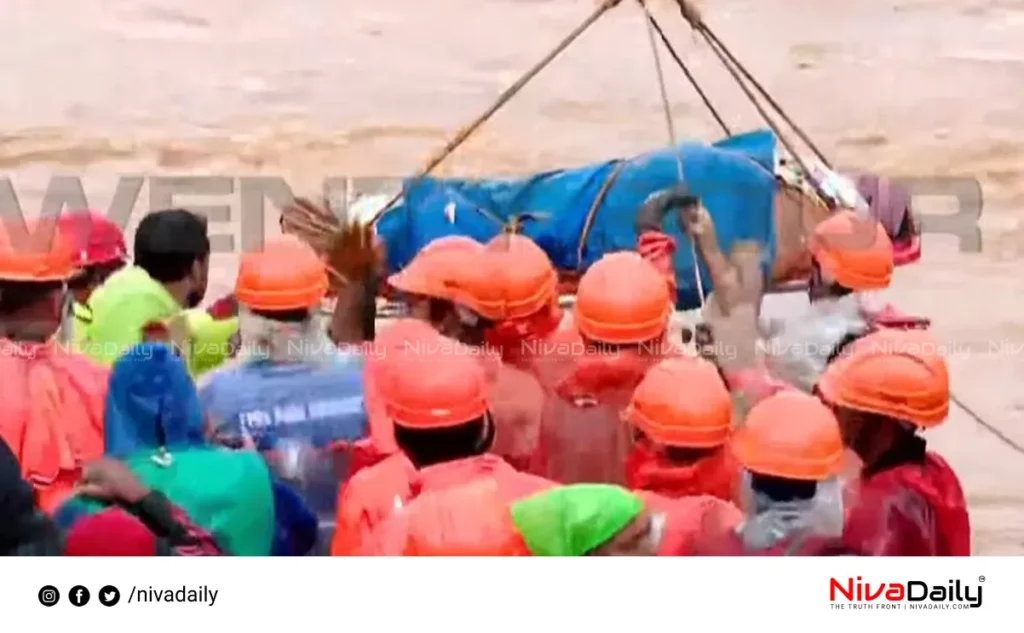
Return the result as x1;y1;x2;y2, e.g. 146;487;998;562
699;241;765;372
636;185;701;234
280;197;340;257
678;202;714;239
77;459;151;505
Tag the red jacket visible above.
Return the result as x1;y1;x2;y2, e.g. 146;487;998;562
331;453;553;555
626;442;739;504
843;445;970;556
640;491;743;556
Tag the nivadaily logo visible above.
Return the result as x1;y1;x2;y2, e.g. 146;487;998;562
830;576;984;610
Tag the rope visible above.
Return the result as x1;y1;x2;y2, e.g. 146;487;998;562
951;393;1024;457
642;9;730;136
369;0;624;226
664;0;832;207
654;0;1024;465
639;0;706;308
700;28;831;169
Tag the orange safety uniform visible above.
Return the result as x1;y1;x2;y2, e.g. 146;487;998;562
817;329;970;556
692;392;849;555
0;218;107;513
531;251;676;485
362;478;531;556
389;240;545;469
624;357;739;503
330;351;552;555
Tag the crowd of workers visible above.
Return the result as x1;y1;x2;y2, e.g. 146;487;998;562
0;186;969;556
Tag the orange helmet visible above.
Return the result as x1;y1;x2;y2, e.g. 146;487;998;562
387;236;482;299
809;210;894;291
624;356;732;448
380;349;489;429
400;479;527;556
731;391;843;481
484;234;557;320
574;252;672;344
0;218;76;282
235;235;329;311
816;329;949;427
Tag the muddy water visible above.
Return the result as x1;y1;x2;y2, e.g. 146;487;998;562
3;0;1023;552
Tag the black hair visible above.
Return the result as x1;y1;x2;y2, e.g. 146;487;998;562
134;209;210;283
0;280;63;315
392;414;494;469
749;472;817;503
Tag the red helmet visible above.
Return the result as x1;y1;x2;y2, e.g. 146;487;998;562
56;210;128;267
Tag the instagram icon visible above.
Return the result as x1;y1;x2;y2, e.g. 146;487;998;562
37;585;60;607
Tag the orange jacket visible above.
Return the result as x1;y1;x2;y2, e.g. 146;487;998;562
331;453;553;555
531;338;678;484
639;491;743;556
359;332;544;476
626;441;739;504
0;341;108;513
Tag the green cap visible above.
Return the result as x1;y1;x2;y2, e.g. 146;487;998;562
509;484;644;556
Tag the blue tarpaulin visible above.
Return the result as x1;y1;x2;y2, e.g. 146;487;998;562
375;129;779;310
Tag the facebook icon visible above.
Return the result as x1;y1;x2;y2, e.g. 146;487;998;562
69;585;90;607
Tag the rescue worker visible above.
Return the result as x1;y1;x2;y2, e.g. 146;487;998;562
623;356;739;502
479;233;565;369
692;391;848;555
388;240;546;470
386;234;483;329
85;208;210;366
331;351;553;556
353;318;438;476
816;329;970;555
57;343;287;556
0;218;108;513
509;483;665;556
679;200;896;395
532;251;674;485
54;210;128;344
763;209;896;391
198;235;367;554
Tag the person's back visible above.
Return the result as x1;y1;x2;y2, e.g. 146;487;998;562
331;352;553;555
0;218;108;514
84;209;210;366
202;354;366;521
817;329;970;556
533;252;675;485
200;236;367;553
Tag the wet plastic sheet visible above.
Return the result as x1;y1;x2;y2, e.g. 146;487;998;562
375;130;778;310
